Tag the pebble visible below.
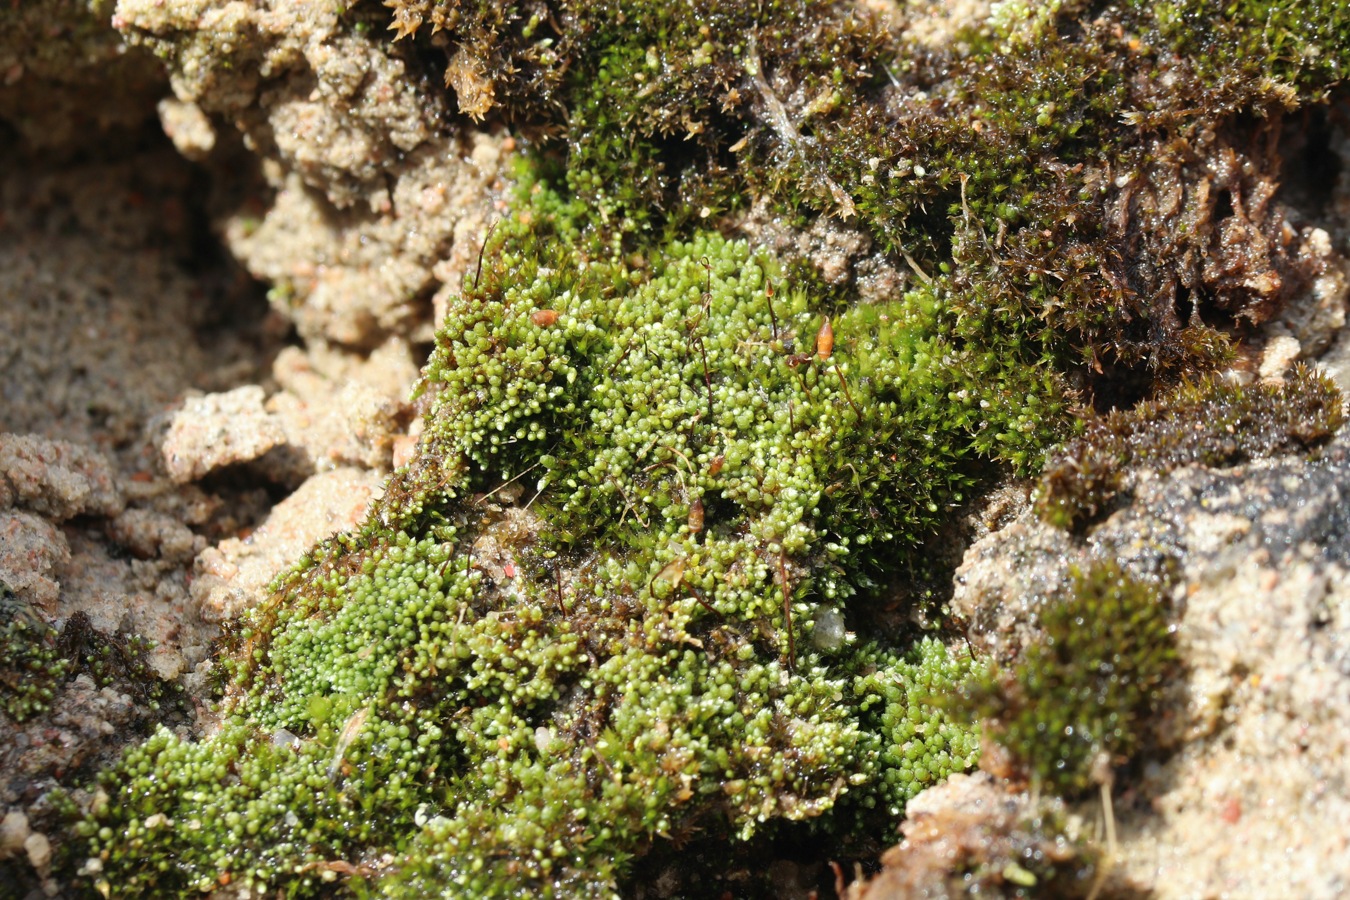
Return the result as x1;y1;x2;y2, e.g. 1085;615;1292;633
25;831;51;871
0;810;30;857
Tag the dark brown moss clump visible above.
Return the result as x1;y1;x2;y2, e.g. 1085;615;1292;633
389;0;881;228
1036;365;1346;529
56;612;181;713
1;587;178;722
780;1;1347;396
947;560;1178;796
846;779;1111;900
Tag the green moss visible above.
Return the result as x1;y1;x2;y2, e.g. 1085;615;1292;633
1;582;71;722
948;560;1178;795
781;0;1349;390
1137;0;1350;94
55;611;181;713
1;585;178;724
387;0;881;228
388;0;1350;397
423;172;1062;585
77;178;1010;897
1036;365;1346;529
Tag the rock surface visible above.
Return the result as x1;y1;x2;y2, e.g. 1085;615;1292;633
846;772;1114;899
933;431;1350;898
191;466;384;624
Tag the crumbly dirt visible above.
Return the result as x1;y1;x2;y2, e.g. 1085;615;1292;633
190;466;384;627
844;772;1139;899
0;128;261;894
0;2;505;891
0;0;165;153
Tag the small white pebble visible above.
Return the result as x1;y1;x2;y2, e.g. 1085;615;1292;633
25;832;51;871
0;810;30;856
534;726;554;754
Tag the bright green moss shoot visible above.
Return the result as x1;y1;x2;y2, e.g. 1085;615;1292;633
74;0;1350;892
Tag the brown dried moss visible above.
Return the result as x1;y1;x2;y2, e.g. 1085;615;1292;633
1036;365;1346;530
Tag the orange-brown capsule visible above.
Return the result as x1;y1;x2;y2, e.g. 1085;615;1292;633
708;454;725;476
816;316;834;360
687;498;704;533
531;309;559;326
